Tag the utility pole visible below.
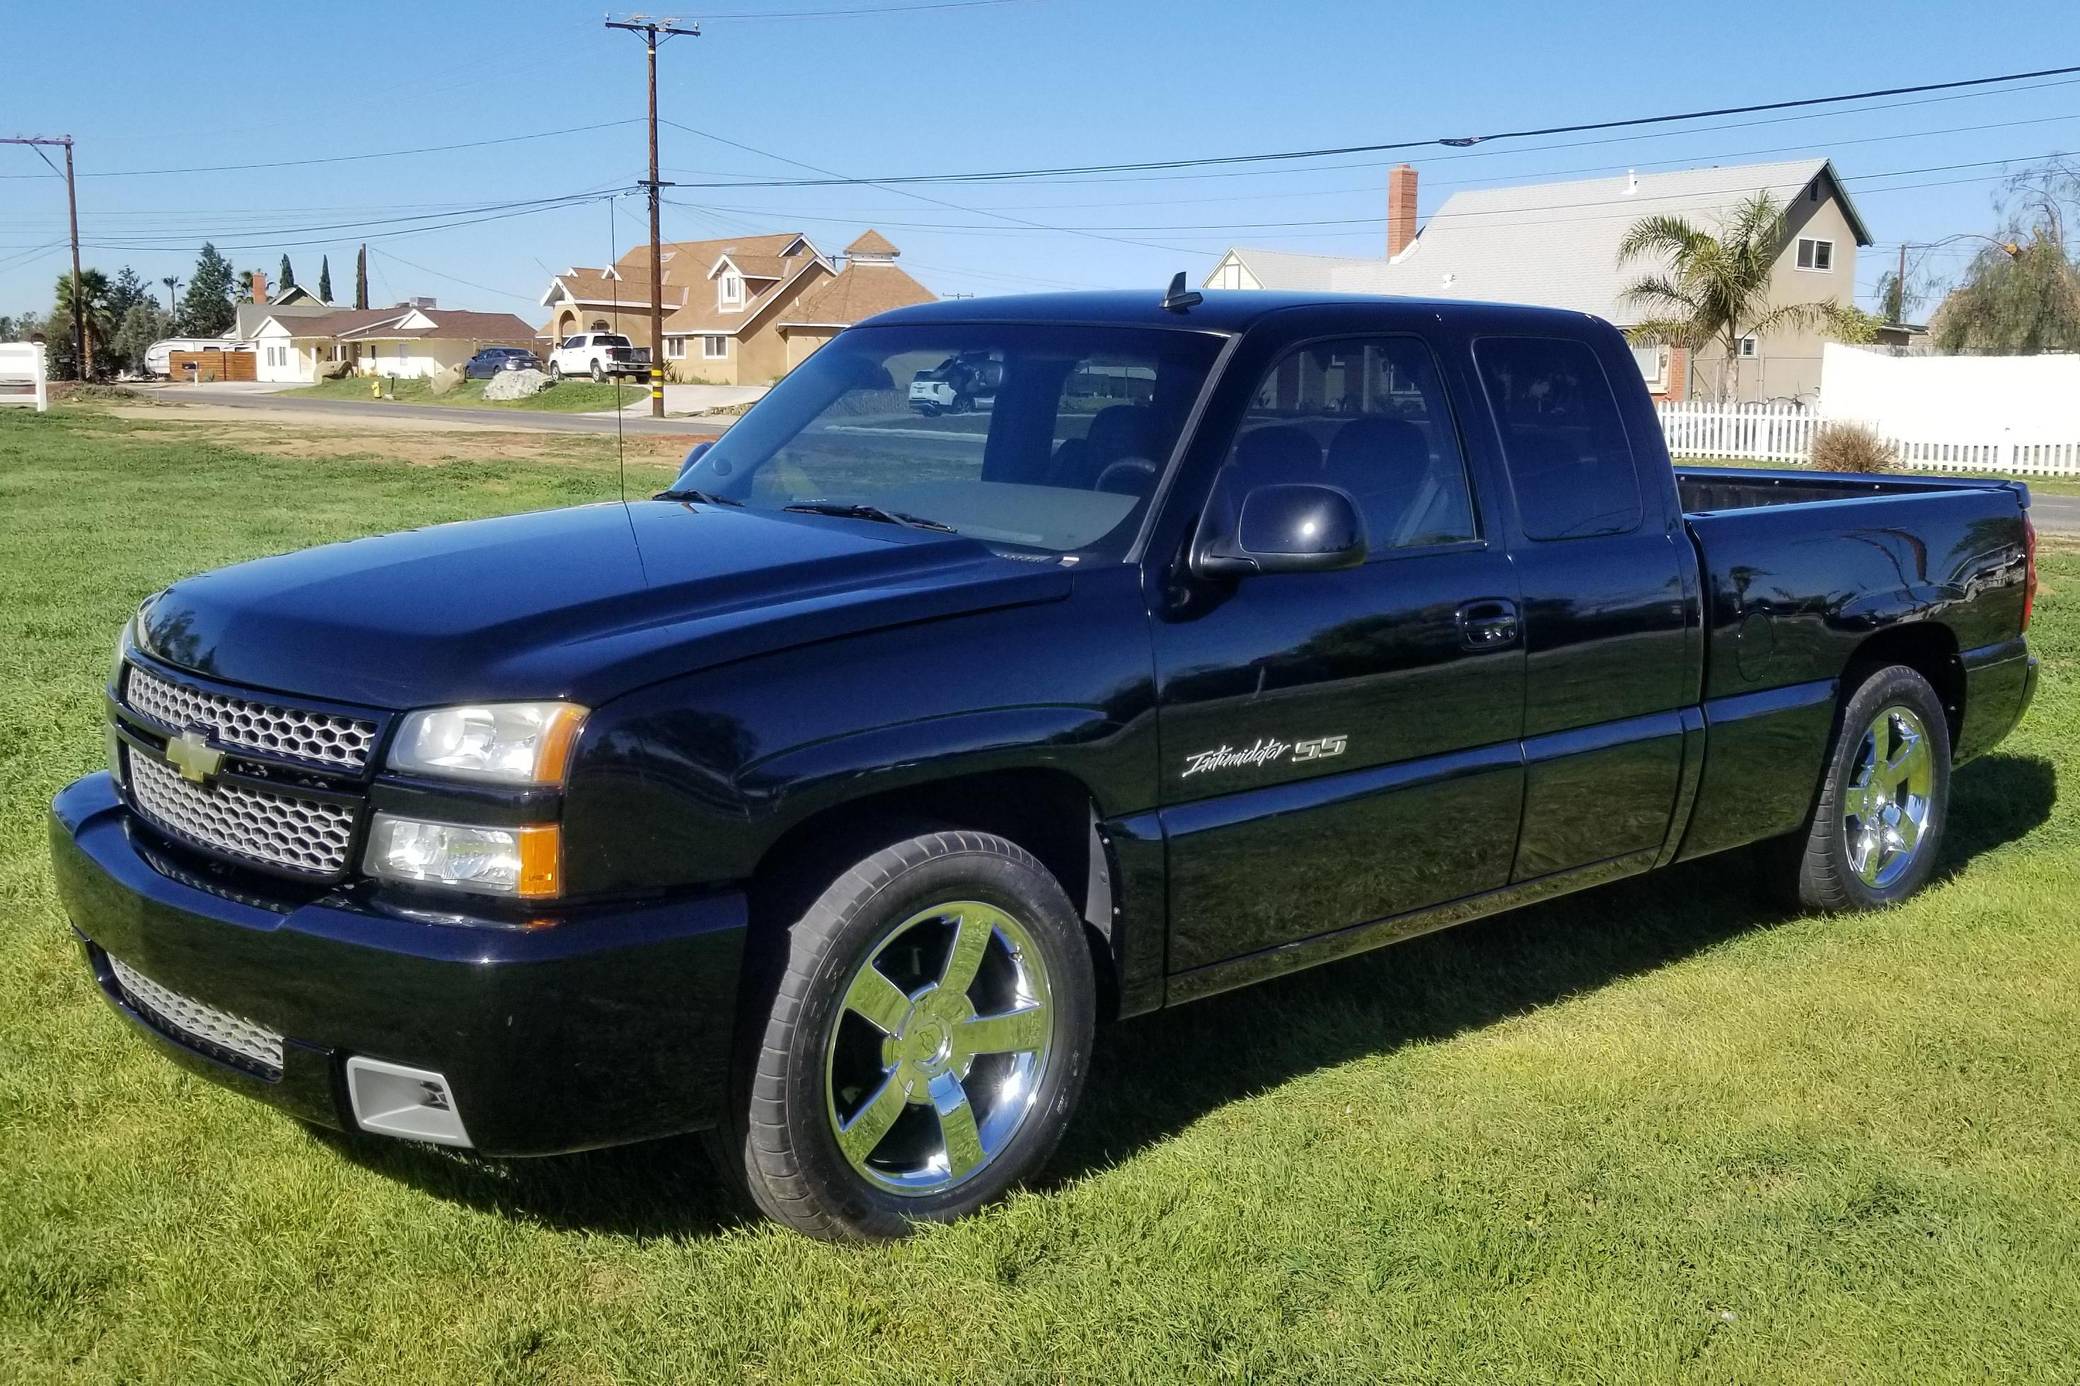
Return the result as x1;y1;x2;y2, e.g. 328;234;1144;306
606;15;698;418
1893;242;1906;325
3;134;84;377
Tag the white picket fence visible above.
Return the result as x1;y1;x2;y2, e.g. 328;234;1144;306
1655;400;2080;477
0;341;49;413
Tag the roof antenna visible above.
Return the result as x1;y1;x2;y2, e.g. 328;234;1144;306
1161;271;1203;313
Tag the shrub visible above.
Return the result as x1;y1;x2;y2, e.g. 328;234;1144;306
1809;422;1898;473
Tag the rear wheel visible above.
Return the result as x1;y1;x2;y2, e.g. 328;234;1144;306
590;360;605;383
725;830;1095;1240
1782;664;1950;911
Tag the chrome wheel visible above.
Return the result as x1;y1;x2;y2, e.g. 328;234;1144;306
1843;704;1934;889
823;900;1054;1196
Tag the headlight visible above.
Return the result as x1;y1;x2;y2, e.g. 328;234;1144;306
364;814;560;898
388;701;587;786
109;621;130;692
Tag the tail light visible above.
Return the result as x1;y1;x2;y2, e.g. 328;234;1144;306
2022;514;2038;632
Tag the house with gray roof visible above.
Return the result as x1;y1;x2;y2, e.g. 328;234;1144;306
1206;158;1873;402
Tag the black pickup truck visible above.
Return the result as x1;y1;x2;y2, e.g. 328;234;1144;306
51;289;2038;1240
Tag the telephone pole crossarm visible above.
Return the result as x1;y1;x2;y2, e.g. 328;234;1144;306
606;17;700;418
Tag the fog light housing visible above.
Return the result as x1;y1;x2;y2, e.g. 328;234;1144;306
364;814;560;898
346;1056;472;1147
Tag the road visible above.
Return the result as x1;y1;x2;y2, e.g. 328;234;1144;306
133;387;723;437
2031;493;2080;534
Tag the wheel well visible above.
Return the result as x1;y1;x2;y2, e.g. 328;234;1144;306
746;769;1115;1006
1842;622;1963;741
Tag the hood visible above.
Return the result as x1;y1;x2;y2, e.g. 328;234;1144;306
136;500;1072;709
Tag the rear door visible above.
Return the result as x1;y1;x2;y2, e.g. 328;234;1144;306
1469;330;1696;879
1151;327;1526;973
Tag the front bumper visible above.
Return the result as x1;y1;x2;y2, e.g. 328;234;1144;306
50;773;748;1156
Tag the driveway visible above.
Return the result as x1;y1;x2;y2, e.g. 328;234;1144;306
595;382;767;416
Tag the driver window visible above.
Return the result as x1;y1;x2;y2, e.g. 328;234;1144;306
1217;337;1476;553
1047;357;1161;496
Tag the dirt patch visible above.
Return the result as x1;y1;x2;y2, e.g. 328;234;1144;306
98;408;699;467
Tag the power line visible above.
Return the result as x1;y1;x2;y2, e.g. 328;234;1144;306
696;0;1030;16
368;246;541;306
0;120;643;180
657;62;2080;190
660;119;1204;257
75;188;626;249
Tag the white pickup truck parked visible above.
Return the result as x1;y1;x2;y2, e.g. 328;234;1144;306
546;333;650;382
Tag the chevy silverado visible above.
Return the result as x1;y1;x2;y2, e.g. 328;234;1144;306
52;288;2038;1239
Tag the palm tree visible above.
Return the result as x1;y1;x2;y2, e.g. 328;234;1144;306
53;268;115;379
1618;192;1842;401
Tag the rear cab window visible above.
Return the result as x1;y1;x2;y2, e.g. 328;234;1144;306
1474;336;1641;541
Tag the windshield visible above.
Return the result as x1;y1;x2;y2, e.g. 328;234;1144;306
669;323;1225;555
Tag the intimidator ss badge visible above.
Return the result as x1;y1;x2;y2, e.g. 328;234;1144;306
1181;734;1348;779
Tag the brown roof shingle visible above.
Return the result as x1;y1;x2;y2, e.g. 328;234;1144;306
844;229;900;258
781;262;935;326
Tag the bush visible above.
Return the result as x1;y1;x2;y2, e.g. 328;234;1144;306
1809;422;1898;473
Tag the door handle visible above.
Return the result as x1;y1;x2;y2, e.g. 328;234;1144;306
1458;599;1520;651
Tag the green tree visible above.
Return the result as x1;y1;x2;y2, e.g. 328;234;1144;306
180;243;238;336
53;268;115;379
354;243;368;310
1618;191;1846;401
318;255;333;303
1930;165;2080;355
110;301;172;377
107;266;150;323
279;255;296;293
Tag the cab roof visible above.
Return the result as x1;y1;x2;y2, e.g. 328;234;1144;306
863;288;1604;334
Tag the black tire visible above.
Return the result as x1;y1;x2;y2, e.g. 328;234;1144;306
590;360;605;383
548;363;563;383
1782;664;1951;912
724;830;1096;1240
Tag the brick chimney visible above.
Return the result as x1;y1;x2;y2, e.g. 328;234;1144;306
251;269;268;305
1387;163;1418;259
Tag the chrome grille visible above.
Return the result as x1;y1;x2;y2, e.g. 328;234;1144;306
127;749;358;876
109;954;284;1076
124;662;377;770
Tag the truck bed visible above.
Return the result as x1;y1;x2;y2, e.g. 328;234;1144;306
1675;465;2031;515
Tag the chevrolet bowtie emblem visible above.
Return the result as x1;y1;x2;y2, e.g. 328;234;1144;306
165;729;224;784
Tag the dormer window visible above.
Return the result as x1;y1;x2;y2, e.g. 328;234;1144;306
719;272;745;309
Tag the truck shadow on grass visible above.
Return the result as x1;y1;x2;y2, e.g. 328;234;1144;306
311;751;2053;1239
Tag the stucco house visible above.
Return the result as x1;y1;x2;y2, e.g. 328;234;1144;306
250;303;538;383
1206;158;1873;403
536;229;933;385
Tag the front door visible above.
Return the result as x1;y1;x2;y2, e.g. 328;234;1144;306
1153;334;1526;974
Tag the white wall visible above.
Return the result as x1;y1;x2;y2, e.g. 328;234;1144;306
252;327;312;383
1822;343;2080;437
356;339;473;379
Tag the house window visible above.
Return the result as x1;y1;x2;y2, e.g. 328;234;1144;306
1214;261;1245;290
1630;344;1666;387
1739;336;1759;358
702;335;728;359
664;336;685;360
1796;238;1834;272
719;273;744;308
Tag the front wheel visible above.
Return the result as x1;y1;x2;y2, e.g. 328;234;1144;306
548;363;563;382
1781;664;1951;911
725;830;1096;1240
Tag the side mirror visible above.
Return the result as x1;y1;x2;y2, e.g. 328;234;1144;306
1193;483;1367;578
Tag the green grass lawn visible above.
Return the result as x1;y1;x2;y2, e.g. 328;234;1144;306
2;406;2076;1383
281;374;640;414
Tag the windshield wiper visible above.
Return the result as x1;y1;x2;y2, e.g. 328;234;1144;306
783;501;956;533
654;486;742;506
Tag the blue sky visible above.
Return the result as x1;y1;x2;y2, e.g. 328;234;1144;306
4;0;2078;322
